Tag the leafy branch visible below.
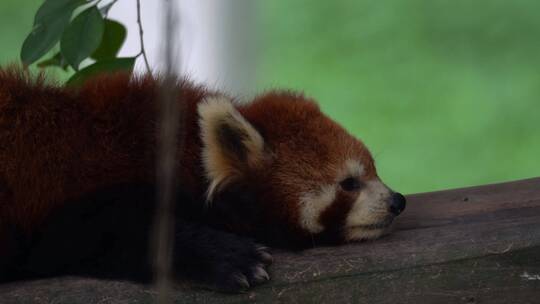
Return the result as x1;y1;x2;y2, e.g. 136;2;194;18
21;0;150;86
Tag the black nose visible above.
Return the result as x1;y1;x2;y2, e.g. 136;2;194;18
389;192;406;216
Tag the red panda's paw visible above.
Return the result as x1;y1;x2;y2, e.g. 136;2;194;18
209;245;272;293
197;242;272;293
174;222;272;293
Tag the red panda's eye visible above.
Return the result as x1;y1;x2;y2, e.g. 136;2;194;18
339;177;362;192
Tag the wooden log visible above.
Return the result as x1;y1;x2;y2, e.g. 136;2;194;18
1;178;539;303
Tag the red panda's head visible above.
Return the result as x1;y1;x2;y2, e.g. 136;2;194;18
198;92;406;248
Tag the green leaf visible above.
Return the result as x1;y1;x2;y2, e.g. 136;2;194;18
61;6;105;70
91;19;127;61
66;57;136;86
37;52;69;70
34;0;85;23
21;0;86;65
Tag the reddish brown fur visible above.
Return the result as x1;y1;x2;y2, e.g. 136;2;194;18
0;67;377;247
236;92;376;241
0;68;213;236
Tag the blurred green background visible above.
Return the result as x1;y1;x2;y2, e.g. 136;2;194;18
1;0;539;194
256;0;540;193
0;1;38;64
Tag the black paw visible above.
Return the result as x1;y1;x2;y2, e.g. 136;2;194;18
173;223;273;292
205;244;272;292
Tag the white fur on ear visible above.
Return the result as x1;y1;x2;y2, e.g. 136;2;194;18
198;96;265;200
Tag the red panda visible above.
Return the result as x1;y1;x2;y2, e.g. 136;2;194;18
0;67;406;292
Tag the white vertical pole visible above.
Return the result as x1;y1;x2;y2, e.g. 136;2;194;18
109;0;256;97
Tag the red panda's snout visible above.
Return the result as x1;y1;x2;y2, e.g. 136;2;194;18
293;167;404;244
340;179;405;241
198;93;404;247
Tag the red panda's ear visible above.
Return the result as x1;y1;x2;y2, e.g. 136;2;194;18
198;96;265;200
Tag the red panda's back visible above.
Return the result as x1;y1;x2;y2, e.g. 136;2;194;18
0;68;215;238
0;69;157;232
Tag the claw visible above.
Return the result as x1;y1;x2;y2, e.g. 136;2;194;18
252;264;270;282
232;273;250;290
256;246;273;265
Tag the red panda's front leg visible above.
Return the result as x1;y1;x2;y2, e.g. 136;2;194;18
7;184;272;292
172;220;273;292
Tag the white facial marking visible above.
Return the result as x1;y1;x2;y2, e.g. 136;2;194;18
345;179;392;240
346;227;386;240
344;160;364;179
298;185;336;233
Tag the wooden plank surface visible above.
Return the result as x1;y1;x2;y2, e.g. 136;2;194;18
1;178;540;303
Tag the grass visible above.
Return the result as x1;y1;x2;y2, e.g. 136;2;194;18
1;0;538;194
